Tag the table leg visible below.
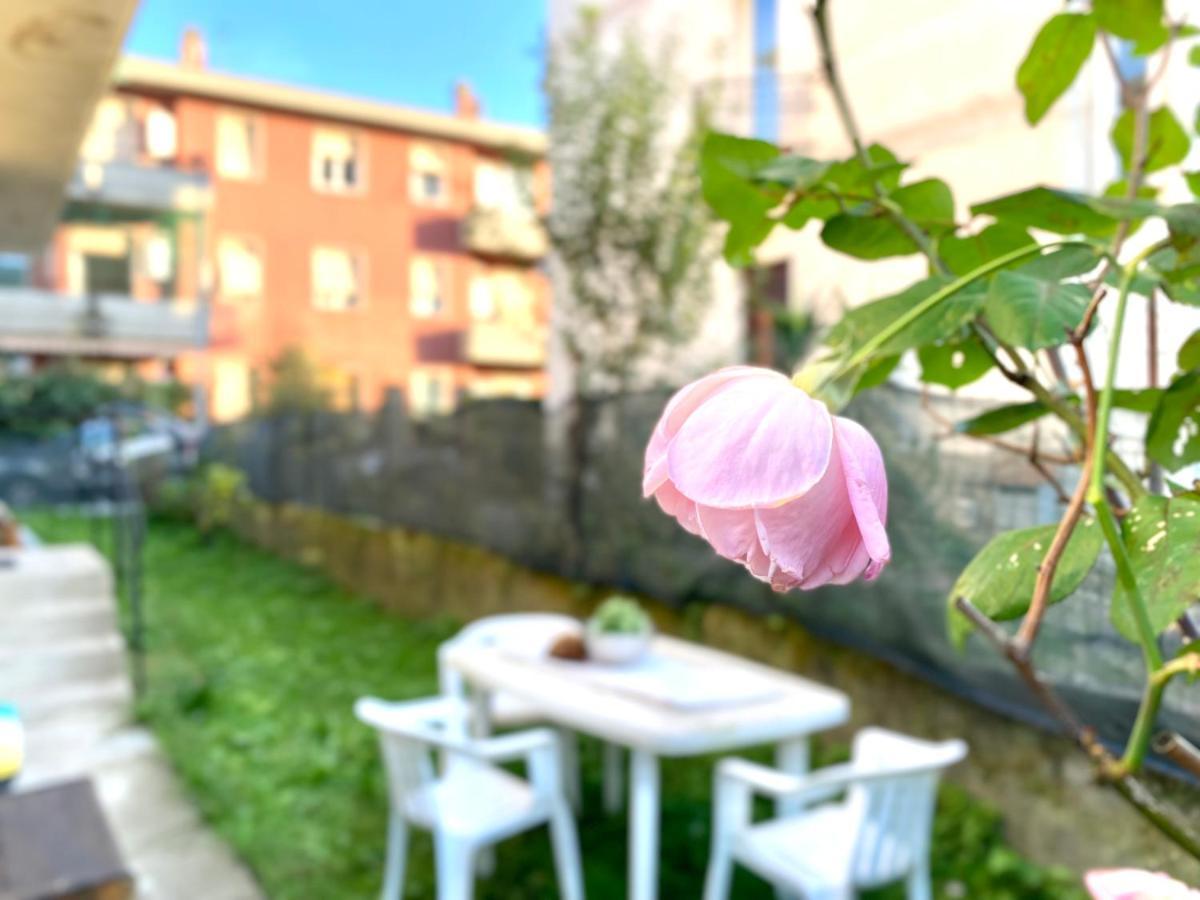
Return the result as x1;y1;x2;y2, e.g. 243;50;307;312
773;738;810;900
629;749;660;900
774;738;810;819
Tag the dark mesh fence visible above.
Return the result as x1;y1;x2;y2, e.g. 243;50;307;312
209;384;1198;764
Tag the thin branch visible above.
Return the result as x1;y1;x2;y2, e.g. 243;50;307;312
1154;733;1200;781
810;0;949;276
955;598;1087;738
1015;451;1092;650
920;391;1079;474
955;598;1200;858
1015;339;1100;653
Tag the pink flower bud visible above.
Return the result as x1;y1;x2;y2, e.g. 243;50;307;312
643;366;890;591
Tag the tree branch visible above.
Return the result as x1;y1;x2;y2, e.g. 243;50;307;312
1013;339;1099;654
955;599;1200;858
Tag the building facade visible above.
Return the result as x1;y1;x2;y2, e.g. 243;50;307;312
549;0;1200;398
36;33;550;422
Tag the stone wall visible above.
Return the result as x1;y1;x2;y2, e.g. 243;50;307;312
222;495;1200;880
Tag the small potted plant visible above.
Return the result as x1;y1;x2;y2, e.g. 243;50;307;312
586;595;653;664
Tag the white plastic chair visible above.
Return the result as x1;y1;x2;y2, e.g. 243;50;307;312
355;695;585;900
703;728;967;900
438;614;624;813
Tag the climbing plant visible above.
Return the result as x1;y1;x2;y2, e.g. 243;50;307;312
701;0;1200;858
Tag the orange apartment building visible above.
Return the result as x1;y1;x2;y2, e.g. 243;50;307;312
40;31;550;422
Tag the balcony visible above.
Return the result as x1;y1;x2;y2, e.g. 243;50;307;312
464;319;546;369
0;288;207;358
461;206;547;263
67;160;212;214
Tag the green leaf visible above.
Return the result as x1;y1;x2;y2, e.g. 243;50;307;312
1092;0;1164;42
1186;172;1200;198
1146;371;1200;471
983;254;1093;350
1016;245;1101;280
918;336;994;389
825;276;988;358
1144;244;1200;306
856;354;900;392
1191;44;1200;67
755;155;831;189
768;145;905;233
893;179;956;233
1131;22;1171;54
1016;13;1097;125
956;401;1050;437
1179;329;1200;371
1111;387;1164;414
971;187;1118;237
1112;106;1190;173
939;225;1036;277
821;210;919;259
1112;495;1200;643
822;144;906;194
700;132;782;264
948;519;1104;648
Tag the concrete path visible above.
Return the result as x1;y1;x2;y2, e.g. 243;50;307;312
1;544;264;900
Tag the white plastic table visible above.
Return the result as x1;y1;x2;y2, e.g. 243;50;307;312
442;628;851;900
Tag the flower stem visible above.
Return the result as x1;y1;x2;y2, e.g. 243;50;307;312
1095;499;1161;673
1087;241;1166;507
1123;655;1200;772
824;240;1090;387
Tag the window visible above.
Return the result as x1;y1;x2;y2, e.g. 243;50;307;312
409;257;445;317
311;128;363;193
217;236;263;301
408;367;456;417
143;107;177;160
468;276;496;320
212;357;252;422
79;96;139;164
215;112;260;179
471;269;535;324
473;162;532;212
84;255;131;295
311;246;362;311
409;145;447;204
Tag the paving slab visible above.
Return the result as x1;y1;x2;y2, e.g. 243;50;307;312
0;544;263;900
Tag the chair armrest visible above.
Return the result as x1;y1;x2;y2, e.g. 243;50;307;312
469;727;558;763
467;727;564;800
717;758;860;805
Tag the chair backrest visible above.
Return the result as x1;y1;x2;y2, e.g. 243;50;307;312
844;728;968;888
355;696;471;808
437;613;580;698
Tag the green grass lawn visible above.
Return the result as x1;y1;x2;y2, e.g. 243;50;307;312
28;511;1086;899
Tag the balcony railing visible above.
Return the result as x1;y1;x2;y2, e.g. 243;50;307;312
0;288;207;358
68;160;212;213
463;319;546;368
461;206;547;262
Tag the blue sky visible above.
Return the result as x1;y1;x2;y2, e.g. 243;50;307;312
124;0;547;127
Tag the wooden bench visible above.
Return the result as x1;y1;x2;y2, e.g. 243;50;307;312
0;779;132;900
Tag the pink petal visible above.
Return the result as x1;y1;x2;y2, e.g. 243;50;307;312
643;367;762;496
652;481;702;536
696;505;768;571
754;451;855;586
1085;869;1200;900
833;417;890;567
667;372;833;508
